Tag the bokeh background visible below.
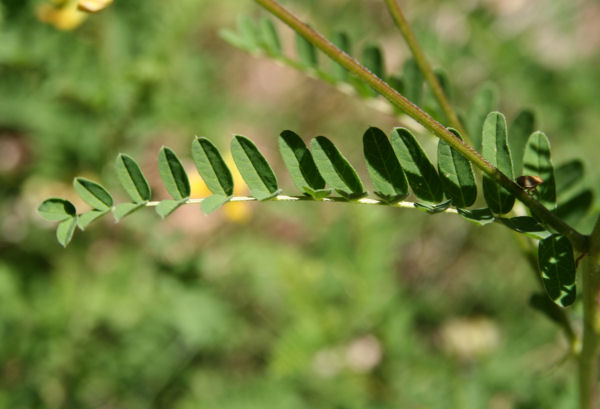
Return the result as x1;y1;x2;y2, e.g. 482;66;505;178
2;0;600;407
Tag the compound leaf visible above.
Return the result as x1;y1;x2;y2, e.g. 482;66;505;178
522;131;556;208
38;198;76;221
279;130;327;197
538;234;576;307
362;127;408;202
73;177;113;211
231;135;279;201
481;112;515;214
191;137;234;197
158;146;190;200
390;127;443;203
437;128;476;208
311;135;364;198
115;153;151;203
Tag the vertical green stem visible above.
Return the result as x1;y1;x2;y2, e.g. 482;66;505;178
580;219;600;409
382;0;469;143
252;0;588;253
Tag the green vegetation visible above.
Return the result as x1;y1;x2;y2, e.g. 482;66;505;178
3;0;600;408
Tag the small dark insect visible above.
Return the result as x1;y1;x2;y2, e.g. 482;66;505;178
516;175;543;194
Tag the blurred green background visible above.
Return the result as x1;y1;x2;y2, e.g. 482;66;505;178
1;0;600;407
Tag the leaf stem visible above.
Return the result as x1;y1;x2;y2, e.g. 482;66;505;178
382;0;469;144
579;217;600;409
252;0;588;252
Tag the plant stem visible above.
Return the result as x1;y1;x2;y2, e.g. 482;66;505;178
579;218;600;409
252;0;588;253
382;0;469;143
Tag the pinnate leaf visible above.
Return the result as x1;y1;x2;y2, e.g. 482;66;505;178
362;127;408;202
231;135;279;201
38;198;76;221
115;153;151;203
538;234;576;307
73;177;113;210
158;146;190;200
481;112;515;214
311;136;364;198
437;128;476;208
390;127;443;203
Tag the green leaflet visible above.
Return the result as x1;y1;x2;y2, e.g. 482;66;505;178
437;129;476;208
259;17;281;56
158;146;190;201
38;198;76;221
390;127;443;203
554;190;593;226
56;217;77;247
311;135;365;199
296;33;318;68
231;135;279;201
77;209;108;230
331;31;351;81
509;109;536;176
361;44;384;79
113;202;146;221
115;153;151;203
278;130;327;198
201;195;231;215
555;160;585;198
481;112;515;214
73;177;113;211
522;131;556;208
402;59;423;106
538;234;576;307
192;137;234;197
414;200;451;214
156;199;187;219
466;84;497;152
498;216;550;240
238;15;260;52
362;127;408;202
457;208;495;226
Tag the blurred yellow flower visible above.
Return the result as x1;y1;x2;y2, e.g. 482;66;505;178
188;153;251;223
36;0;87;31
77;0;113;13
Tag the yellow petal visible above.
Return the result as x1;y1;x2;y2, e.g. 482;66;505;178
36;2;87;31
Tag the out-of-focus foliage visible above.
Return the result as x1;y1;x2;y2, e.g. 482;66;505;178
2;0;599;408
